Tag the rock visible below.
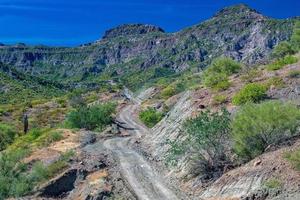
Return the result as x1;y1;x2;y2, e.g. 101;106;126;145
80;131;97;147
254;159;262;166
102;24;165;39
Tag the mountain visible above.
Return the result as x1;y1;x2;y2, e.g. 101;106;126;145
0;4;297;90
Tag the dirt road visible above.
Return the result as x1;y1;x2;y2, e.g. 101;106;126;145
104;104;180;200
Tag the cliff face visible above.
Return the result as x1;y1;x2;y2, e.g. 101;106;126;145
0;4;296;86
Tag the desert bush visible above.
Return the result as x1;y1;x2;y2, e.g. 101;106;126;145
66;102;116;130
139;108;164;128
272;41;296;59
284;148;300;171
291;21;300;51
68;90;86;108
240;69;261;83
203;57;240;91
203;72;231;91
232;83;267;105
263;178;283;190
288;70;300;78
232;101;300;161
0;148;75;199
160;82;184;99
31;150;74;182
55;97;68;108
168;109;231;180
160;85;176;99
264;77;285;89
0;150;32;198
267;55;298;71
205;57;241;75
0;123;17;151
212;95;227;105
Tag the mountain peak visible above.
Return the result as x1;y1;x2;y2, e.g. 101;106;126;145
213;4;263;19
102;24;165;39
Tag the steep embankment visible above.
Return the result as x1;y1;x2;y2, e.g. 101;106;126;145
0;4;296;89
139;59;300;199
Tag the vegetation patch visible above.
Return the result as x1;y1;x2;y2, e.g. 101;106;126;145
232;101;300;161
203;57;240;91
232;83;267;105
212;95;227;105
167;109;231;180
0;149;74;199
271;41;296;59
288;70;300;78
263;178;283;190
0;123;17;151
139;108;164;128
240;69;261;83
267;55;298;71
66;102;116;131
284;148;300;171
264;77;285;89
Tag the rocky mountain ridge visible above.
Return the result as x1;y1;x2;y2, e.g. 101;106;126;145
0;4;297;89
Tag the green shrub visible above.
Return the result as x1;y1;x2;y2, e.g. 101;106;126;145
263;178;282;189
45;131;64;144
205;57;241;75
213;79;231;91
68;90;86;108
160;82;184;99
203;57;240;90
291;21;300;51
240;69;261;83
232;101;300;161
160;85;177;99
212;95;227;105
232;83;267;105
168;109;231;179
264;77;285;89
7;128;63;154
0;123;17;151
0;150;32;198
30;161;50;182
203;72;231;91
272;41;296;59
55;97;67;108
30;150;74;182
267;55;298;71
284;148;300;171
288;70;300;78
67;103;116;131
139;108;164;128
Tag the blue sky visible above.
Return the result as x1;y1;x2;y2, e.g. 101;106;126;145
0;0;299;46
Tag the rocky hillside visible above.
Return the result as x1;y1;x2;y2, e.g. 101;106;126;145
0;4;297;89
0;62;65;104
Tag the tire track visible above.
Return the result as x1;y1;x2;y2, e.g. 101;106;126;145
104;105;179;200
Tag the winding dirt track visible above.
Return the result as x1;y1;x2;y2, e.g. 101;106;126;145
104;104;179;200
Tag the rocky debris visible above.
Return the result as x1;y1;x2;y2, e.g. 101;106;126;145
199;139;300;200
79;130;97;147
102;24;165;39
136;86;159;102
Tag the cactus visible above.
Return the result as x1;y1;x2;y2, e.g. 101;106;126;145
23;114;28;134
